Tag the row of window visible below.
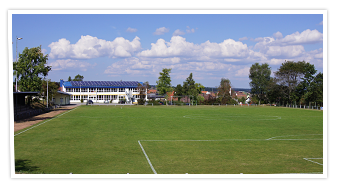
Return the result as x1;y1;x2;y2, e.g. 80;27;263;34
66;88;138;93
70;95;143;101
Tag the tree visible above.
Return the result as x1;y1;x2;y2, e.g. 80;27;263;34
68;76;72;81
138;81;150;101
304;72;323;106
195;83;205;95
182;73;199;103
13;46;50;93
249;63;271;104
156;68;172;95
42;79;59;105
183;73;197;96
274;61;307;104
217;78;233;104
174;84;184;101
73;74;84;81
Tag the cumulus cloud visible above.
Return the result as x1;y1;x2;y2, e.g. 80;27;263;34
273;31;283;39
137;36;254;59
49;59;96;71
153;27;170;35
104;57;154;75
126;27;137;33
48;35;142;59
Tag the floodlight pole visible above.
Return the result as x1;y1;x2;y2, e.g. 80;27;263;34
15;36;23;92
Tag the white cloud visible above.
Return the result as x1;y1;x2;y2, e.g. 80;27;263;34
273;31;283;39
126;27;137;33
280;29;323;45
48;35;141;59
186;26;195;33
138;36;252;59
49;59;96;71
173;29;185;36
153;27;170;35
239;37;248;41
235;67;250;77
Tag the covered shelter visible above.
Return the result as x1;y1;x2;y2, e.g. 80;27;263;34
53;91;71;105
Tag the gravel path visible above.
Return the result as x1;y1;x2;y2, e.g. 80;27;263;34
14;105;80;132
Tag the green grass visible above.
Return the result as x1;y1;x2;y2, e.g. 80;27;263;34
14;105;323;174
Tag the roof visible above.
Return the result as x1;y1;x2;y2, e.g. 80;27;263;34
13;92;39;95
57;91;72;96
62;81;142;88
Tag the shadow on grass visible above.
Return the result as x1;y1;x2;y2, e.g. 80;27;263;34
15;159;40;173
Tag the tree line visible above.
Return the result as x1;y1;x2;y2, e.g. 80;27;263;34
249;61;323;106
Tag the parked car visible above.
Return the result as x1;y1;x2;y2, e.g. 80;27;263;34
88;100;93;104
104;100;109;104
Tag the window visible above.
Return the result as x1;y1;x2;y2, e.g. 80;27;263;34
66;88;72;92
119;88;125;92
90;88;95;92
113;88;117;92
97;88;103;92
133;88;138;92
81;88;87;92
104;88;110;92
119;96;125;100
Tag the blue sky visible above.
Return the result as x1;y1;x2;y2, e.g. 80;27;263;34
11;11;324;88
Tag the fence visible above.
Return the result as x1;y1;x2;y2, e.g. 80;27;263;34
14;105;60;121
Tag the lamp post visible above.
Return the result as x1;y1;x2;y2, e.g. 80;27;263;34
16;36;23;92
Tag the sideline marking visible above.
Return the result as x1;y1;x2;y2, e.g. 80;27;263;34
138;140;157;174
14;107;78;136
182;114;281;121
138;134;322;174
303;158;323;166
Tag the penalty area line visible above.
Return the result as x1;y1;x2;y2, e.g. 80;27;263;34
138;140;157;174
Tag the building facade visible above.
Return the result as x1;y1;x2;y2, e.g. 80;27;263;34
59;80;146;104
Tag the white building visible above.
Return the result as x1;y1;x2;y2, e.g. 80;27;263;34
59;80;146;104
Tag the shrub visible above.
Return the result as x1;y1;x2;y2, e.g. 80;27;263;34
138;99;146;105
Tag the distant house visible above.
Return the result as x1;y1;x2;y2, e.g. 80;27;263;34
235;91;248;100
53;91;72;105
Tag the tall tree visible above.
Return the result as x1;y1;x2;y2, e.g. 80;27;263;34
68;76;72;81
183;73;197;96
304;72;323;106
156;68;172;95
274;61;311;104
174;84;184;101
217;78;233;104
249;63;271;104
73;74;84;81
13;46;50;92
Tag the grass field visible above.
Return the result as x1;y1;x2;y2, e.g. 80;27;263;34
14;105;323;174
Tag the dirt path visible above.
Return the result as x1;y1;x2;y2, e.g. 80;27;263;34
14;105;79;132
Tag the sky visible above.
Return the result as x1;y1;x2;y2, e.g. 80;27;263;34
11;11;324;88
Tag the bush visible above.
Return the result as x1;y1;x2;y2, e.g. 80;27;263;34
138;99;146;105
80;98;84;103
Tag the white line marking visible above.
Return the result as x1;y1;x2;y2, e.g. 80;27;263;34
14;107;78;136
266;134;322;140
138;140;157;174
303;158;323;166
138;134;323;174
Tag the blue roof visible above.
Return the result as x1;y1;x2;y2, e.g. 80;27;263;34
62;81;141;88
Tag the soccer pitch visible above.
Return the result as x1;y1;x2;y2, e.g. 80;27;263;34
14;105;323;174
